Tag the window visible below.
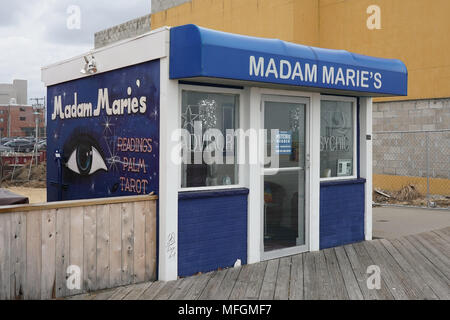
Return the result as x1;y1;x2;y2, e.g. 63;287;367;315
181;89;240;189
20;117;26;121
20;107;26;112
320;97;356;179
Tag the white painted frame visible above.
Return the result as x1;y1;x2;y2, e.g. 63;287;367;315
158;30;179;281
319;95;358;182
248;87;321;264
41;27;169;86
359;97;373;241
260;94;310;261
177;84;246;192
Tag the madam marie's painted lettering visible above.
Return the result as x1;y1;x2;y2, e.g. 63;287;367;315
51;87;147;120
249;55;383;90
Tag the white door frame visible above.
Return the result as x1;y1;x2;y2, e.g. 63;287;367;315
247;87;321;264
260;94;310;261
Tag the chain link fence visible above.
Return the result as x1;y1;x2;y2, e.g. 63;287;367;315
373;129;450;208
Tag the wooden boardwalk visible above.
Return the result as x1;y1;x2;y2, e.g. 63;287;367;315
67;228;450;300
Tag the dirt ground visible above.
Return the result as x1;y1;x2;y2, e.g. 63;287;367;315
1;161;47;203
5;187;46;204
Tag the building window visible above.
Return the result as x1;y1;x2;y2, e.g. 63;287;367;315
20;107;26;112
320;97;357;180
20;117;26;121
181;89;240;189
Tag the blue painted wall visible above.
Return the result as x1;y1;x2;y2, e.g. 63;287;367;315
178;188;248;277
320;179;366;249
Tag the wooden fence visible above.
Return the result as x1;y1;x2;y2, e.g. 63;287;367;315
0;195;157;300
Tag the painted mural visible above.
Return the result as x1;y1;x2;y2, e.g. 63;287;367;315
46;60;160;201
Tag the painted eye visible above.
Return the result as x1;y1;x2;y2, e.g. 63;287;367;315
66;141;107;176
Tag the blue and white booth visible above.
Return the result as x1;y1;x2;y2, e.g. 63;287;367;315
41;24;408;281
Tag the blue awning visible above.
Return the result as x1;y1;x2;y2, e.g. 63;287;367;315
170;24;408;96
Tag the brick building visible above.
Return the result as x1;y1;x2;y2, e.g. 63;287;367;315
0;104;45;138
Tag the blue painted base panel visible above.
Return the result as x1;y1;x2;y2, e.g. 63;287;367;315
320;180;366;249
178;188;248;277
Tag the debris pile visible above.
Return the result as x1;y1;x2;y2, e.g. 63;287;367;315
373;184;449;208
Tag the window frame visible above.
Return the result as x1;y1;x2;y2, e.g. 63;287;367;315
319;95;358;182
178;84;244;192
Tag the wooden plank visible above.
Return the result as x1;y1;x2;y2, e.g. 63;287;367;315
66;292;95;300
109;203;122;288
121;202;134;285
41;209;57;299
83;206;97;292
440;226;450;237
413;233;450;267
0;194;157;214
170;277;197;300
139;281;171;300
361;241;409;300
133;202;146;284
244;261;268;300
369;240;426;299
153;280;179;300
229;264;252;300
91;287;120;300
55;208;70;298
405;235;450;280
274;257;291;300
182;272;214;300
345;243;393;300
315;251;333;300
25;210;42;299
397;237;450;287
288;255;303;300
96;204;110;290
380;239;438;300
334;247;364;300
199;269;228;300
124;281;153;300
145;200;157;281
303;251;318;300
259;259;279;300
213;267;241;300
323;248;349;300
69;206;84;295
9;212;26;300
391;238;450;299
433;229;450;244
0;213;11;300
430;230;450;257
108;285;135;300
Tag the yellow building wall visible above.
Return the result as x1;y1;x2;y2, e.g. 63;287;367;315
151;0;319;44
151;0;450;102
319;0;450;101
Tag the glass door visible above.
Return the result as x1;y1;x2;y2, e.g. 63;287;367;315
262;95;309;258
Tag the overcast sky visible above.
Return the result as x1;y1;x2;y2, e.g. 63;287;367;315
0;0;151;104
